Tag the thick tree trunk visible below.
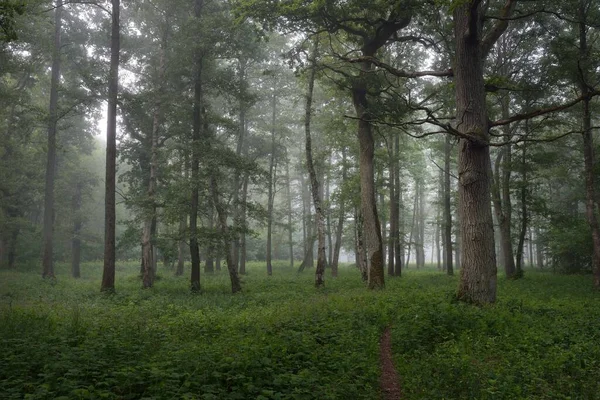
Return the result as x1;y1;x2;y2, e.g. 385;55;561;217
578;2;600;288
304;39;326;287
353;58;384;289
42;0;62;280
266;92;277;276
101;0;120;292
454;1;497;304
71;182;82;278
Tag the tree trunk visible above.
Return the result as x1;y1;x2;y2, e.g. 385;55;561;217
71;182;82;278
415;179;425;268
491;98;517;279
454;1;497;304
176;152;188;276
405;188;417;268
266;91;277;276
353;58;384;289
578;1;600;288
211;176;241;293
388;138;396;276
205;205;215;273
326;158;333;267
515;139;527;276
444;134;453;275
435;173;441;270
355;207;368;281
298;173;314;272
394;135;403;276
189;0;204;293
42;0;62;280
101;0;120;292
232;58;247;271
331;148;347;277
285;155;294;269
176;213;186;276
239;173;249;274
304;38;326;287
141;28;167;289
535;225;544;269
379;172;387;273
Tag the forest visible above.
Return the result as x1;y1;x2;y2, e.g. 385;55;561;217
1;0;600;398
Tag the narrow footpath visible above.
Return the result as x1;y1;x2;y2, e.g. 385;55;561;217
379;327;402;400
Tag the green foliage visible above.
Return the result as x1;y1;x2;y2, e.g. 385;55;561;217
2;266;600;399
391;273;600;399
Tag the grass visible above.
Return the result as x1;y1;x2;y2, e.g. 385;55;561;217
0;262;599;399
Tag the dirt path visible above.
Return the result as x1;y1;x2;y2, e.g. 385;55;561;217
379;327;402;400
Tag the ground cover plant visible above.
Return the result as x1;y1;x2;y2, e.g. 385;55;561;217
1;263;599;399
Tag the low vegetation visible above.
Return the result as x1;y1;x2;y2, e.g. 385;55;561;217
1;263;599;399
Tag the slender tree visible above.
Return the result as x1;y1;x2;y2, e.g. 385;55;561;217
42;0;62;279
101;0;120;292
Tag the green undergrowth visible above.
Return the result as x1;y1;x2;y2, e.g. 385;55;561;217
1;263;599;399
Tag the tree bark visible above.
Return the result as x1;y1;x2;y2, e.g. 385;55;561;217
355;207;368;281
578;1;600;288
304;39;326;287
101;0;120;292
42;0;62;280
353;56;384;288
454;1;497;304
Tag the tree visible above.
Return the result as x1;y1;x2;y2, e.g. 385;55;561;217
303;37;326;287
101;0;120;292
41;0;62;279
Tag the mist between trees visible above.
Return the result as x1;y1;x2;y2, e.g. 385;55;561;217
1;0;600;302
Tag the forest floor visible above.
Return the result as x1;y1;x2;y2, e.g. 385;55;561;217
1;261;600;399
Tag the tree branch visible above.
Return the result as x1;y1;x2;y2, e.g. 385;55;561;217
491;90;600;127
481;0;517;59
